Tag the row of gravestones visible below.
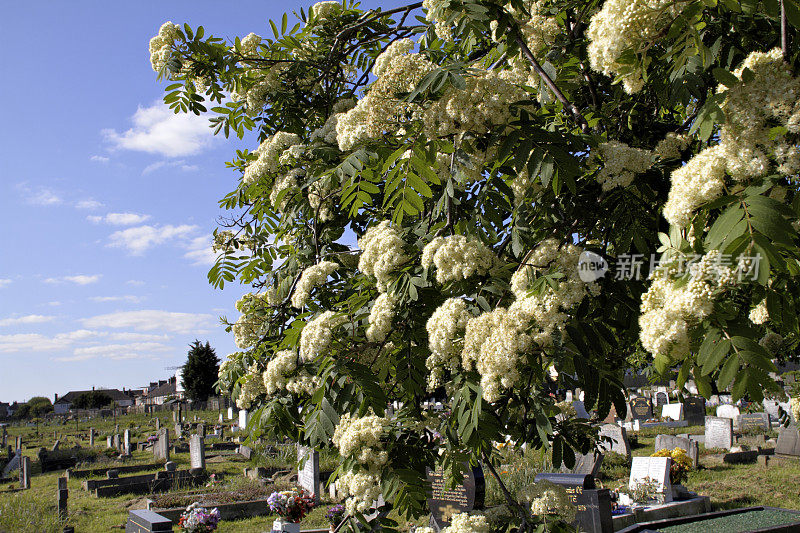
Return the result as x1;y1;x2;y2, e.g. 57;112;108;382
627;396;707;425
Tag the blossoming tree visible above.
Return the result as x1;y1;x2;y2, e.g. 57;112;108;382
151;0;800;529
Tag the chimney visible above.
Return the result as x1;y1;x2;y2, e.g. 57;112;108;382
54;393;58;402
92;386;95;391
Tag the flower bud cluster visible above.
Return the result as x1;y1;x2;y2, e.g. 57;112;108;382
300;310;346;361
426;298;472;390
422;235;496;284
292;261;339;308
149;22;181;72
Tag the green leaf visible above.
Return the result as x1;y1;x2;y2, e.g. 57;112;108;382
713;67;739;87
705;204;744;249
717;354;739;390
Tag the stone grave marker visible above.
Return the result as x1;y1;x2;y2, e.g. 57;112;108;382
629;456;672;503
174;424;182;439
534;473;613;533
297;445;320;504
601;404;619;424
661;403;684;421
776;426;800;456
15;436;21;451
654;434;699;468
683;397;706;426
20;455;31;489
113;434;121;452
573;400;590;419
426;465;485;531
197;424;205;438
124;429;131;454
655;391;669;408
738;412;770;432
52;440;60;452
107;436;113;449
154;429;170;461
155;418;160;431
89;428;95;447
2;451;20;477
764;400;780;422
164;461;177;472
227;406;233;420
630;397;652;421
125;509;173;533
716;405;740;429
238;409;250;429
218;413;224;423
598;424;631;458
705;416;733;450
189;435;205;470
571;452;604;478
57;476;68;520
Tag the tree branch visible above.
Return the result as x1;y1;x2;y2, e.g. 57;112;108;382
515;35;589;133
782;0;790;60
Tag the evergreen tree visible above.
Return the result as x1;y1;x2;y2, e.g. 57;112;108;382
181;340;220;402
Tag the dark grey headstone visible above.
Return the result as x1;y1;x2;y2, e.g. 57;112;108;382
683;397;706;426
164;461;177;472
738;412;769;432
238;444;252;460
57;476;68;520
107;469;120;479
125;509;173;532
776;426;800;456
427;465;485;531
630;398;652;421
89;428;95;447
19;456;31;489
655;392;668;408
654;434;699;468
571;452;604;477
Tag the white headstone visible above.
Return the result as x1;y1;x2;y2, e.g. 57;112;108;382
227;406;234;420
628;456;672;502
599;424;631;458
189;435;205;470
661;404;684;421
297;445;320;504
705;416;733;450
716;405;740;429
238;409;250;429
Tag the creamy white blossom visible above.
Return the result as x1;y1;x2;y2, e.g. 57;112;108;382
243;131;301;184
749;299;769;325
149;22;181;72
358;221;408;292
300;310;346;361
422;235;496;284
262;349;320;396
366;292;397;343
292;261;339;308
426;298;471;389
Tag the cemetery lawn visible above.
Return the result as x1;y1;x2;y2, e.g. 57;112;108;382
3;416;800;532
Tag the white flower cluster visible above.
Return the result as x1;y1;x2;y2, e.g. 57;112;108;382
236;363;266;409
270;168;304;211
426;298;472;390
531;488;562;515
310;99;357;145
654;132;691;160
239;33;261;56
595;141;654;191
292;260;339;308
749;299;769;325
358;221;409;292
149;22;181;72
332;413;388;514
639;250;735;359
243;132;302;185
300;310;346;361
262;349;320;396
336;39;434;151
790;397;800;423
664;49;800;226
462;240;598;401
422;235;496;284
310;1;342;21
415;513;490;533
308;177;336;221
587;0;686;94
366;293;397;343
232;293;274;349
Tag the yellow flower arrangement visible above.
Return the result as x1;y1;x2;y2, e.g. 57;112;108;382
652;447;693;485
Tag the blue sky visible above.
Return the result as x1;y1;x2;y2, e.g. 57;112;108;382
0;0;407;403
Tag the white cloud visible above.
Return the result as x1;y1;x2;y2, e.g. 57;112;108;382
184;236;218;266
82;310;215;334
46;301;61;306
90;295;143;304
75;199;104;210
88;212;151;226
0;279;11;289
102;101;215;158
106;332;170;342
108;224;198;255
30;188;62;206
90;155;109;163
142;159;200;175
0;330;99;353
0;315;55;327
56;342;171;362
45;274;102;285
126;280;145;286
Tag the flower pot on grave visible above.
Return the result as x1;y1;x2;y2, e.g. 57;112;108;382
272;519;301;533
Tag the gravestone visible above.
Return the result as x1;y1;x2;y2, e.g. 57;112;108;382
89;428;95;447
20;455;31;489
571;452;604;478
661;403;684;421
2;451;20;476
154;429;170;461
776;426;800;456
197;424;205;438
52;440;61;452
227;406;233;420
218;413;223;423
124;429;131;453
125;509;173;533
164;461;177;472
189;435;205;470
654;434;699;468
683;397;706;426
297;445;320;504
426;465;485;531
655;392;669;408
628;456;672;503
238;445;252;460
113;434;121;452
534;473;613;533
738;412;770;432
602;405;619;424
764;400;780;421
630;398;652;421
238;409;250;429
155;418;160;431
598;424;631;458
716;405;740;429
15;436;21;451
57;476;68;520
705;416;733;450
174;424;182;439
107;436;113;449
573;401;590;419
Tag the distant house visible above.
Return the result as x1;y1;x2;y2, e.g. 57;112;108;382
53;388;135;414
0;402;10;419
137;376;181;406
